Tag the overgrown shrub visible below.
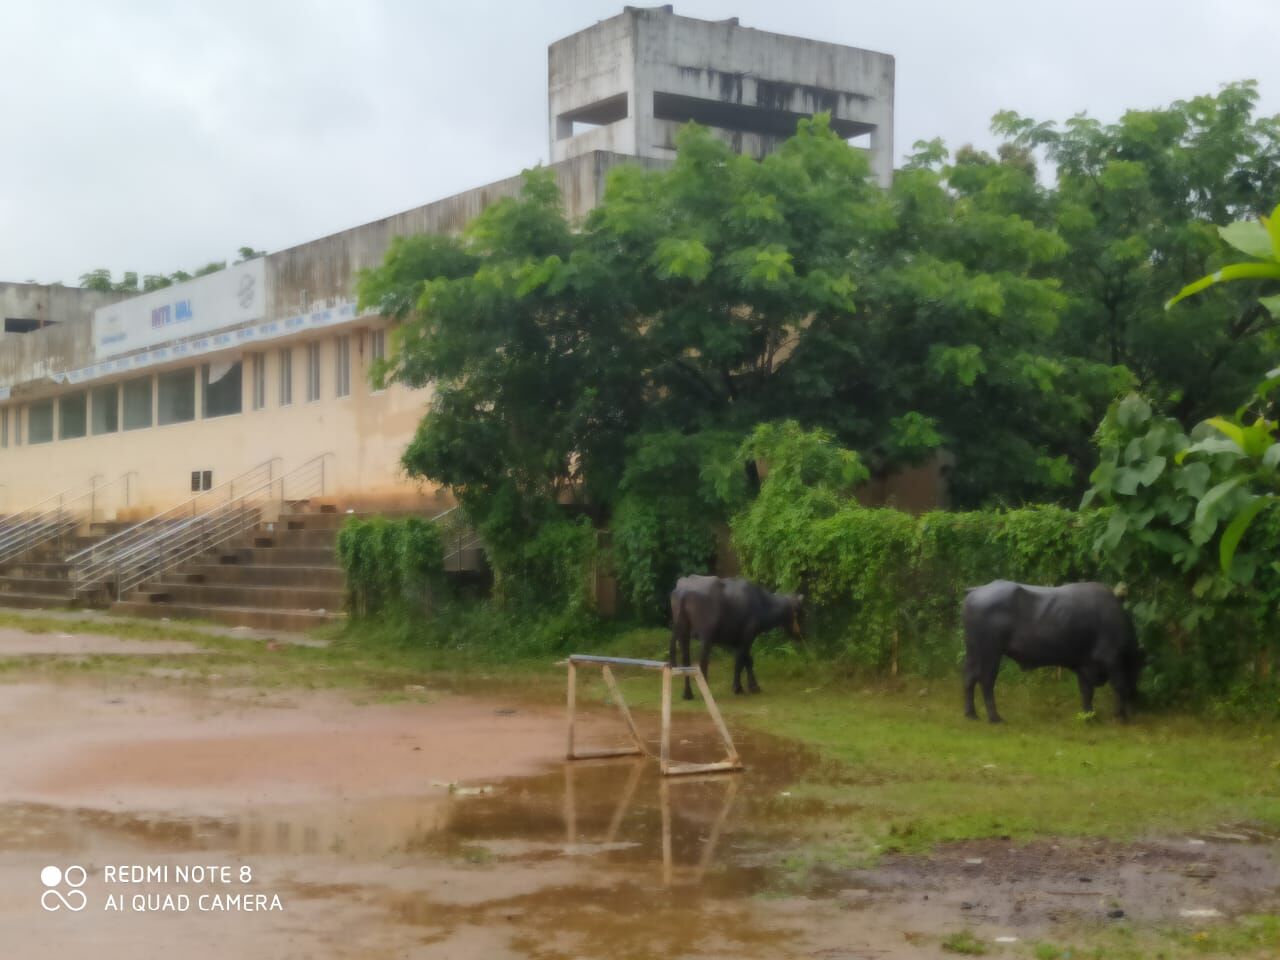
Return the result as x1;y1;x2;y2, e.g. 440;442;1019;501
337;516;445;617
734;495;1103;675
731;421;1280;707
484;514;599;615
610;430;743;622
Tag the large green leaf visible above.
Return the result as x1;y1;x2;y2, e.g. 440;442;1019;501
1174;461;1211;498
1166;261;1280;309
1193;474;1251;540
1115;395;1152;431
1113;467;1142;496
1101;509;1128;551
1266;204;1280;255
1138;528;1191;558
1218;495;1272;573
1219;219;1274;259
1204;417;1247;452
1137;455;1167;487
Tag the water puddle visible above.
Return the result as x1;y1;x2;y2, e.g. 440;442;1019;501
4;706;1278;959
0;729;874;958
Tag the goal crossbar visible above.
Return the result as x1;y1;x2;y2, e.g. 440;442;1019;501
563;654;743;776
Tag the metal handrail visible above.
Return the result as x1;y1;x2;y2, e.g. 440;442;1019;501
0;473;135;566
431;505;483;571
0;478;102;557
66;458;282;567
74;454;332;600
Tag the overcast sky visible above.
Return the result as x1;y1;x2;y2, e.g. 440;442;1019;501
4;0;1279;285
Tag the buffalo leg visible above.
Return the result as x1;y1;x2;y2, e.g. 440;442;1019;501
687;640;710;701
745;653;761;694
672;621;696;701
963;657;980;720
1076;670;1096;714
979;662;1002;724
732;650;746;695
682;636;697;701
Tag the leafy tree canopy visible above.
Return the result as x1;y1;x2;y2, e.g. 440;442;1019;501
357;85;1280;614
77;246;266;293
993;81;1280;422
359;117;1107;580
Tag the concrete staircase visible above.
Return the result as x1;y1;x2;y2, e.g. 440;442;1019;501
110;505;347;631
0;523;129;610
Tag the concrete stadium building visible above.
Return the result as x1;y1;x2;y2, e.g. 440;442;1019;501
0;7;899;625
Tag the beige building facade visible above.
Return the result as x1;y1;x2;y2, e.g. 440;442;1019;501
0;8;900;521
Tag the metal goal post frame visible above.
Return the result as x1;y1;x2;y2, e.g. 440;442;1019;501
563;654;742;776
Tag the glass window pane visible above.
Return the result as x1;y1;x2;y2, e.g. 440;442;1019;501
91;384;119;435
252;354;266;411
157;368;196;425
279;348;293;406
28;401;53;444
123;377;153;430
306;342;321;401
370;329;387;392
59;392;87;439
202;360;243;418
335;336;350;398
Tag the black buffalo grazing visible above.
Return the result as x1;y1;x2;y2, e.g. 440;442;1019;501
962;580;1145;723
669;575;803;700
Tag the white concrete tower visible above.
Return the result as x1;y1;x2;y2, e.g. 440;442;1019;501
549;5;895;187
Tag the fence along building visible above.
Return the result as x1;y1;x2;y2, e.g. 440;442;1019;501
0;6;897;521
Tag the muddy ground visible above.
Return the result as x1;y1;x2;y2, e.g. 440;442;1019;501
0;639;1277;959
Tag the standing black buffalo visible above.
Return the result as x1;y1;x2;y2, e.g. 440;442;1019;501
669;575;803;700
963;580;1145;723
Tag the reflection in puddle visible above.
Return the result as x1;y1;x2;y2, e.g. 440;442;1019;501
0;729;828;889
0;730;857;959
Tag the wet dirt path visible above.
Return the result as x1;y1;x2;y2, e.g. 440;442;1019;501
0;668;1277;958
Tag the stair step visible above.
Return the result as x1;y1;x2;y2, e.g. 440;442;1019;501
0;593;83;610
0;576;77;596
232;528;338;549
219;547;337;566
0;563;73;579
134;582;344;610
181;564;345;588
109;601;342;632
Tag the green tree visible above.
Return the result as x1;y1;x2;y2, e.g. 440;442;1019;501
787;138;1126;505
994;82;1280;423
78;268;113;292
358;118;1103;609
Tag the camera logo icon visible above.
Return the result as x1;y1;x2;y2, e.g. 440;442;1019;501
41;865;87;912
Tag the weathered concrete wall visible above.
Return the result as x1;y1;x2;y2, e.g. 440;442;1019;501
265;151;652;319
0;152;658;393
0;319;93;394
0;283;128;333
0;151;667;513
548;12;636;158
550;6;895;186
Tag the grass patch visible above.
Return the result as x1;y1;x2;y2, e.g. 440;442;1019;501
941;930;988;955
1030;913;1280;958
